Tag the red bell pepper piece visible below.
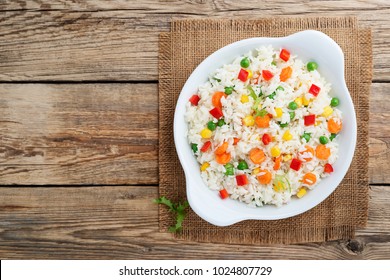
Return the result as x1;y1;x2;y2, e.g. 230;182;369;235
304;114;316;126
238;68;249;82
189;94;200;106
324;163;334;173
236;174;248;186
262;70;274;81
219;189;229;199
262;133;272;145
209;107;224;119
309;84;321;97
279;48;290;62
290;158;302;171
200;141;212;152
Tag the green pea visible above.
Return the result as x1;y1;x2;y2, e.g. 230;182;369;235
224;86;234;95
319;136;329;144
330;97;340;107
307;61;318;72
224;163;234;176
289;111;295;120
267;92;276;100
207;121;217;131
301;132;311;143
191;143;198;153
279;122;288;128
217;119;225;127
288;101;298;110
330;133;337;141
237;160;249;170
276;86;284;91
240;57;250;68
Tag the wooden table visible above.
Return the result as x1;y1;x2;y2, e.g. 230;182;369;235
0;0;389;259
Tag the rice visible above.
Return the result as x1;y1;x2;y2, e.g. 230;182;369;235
185;46;342;207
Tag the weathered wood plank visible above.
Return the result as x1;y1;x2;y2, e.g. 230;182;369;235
0;1;389;81
369;82;390;184
0;83;158;185
0;82;388;184
0;185;388;259
2;0;389;13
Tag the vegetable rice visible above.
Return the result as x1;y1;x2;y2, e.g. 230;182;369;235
185;46;342;207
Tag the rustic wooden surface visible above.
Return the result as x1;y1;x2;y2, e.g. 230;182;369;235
0;0;389;259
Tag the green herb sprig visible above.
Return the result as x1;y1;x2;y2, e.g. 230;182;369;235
153;196;189;233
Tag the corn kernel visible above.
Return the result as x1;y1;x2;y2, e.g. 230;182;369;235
297;188;307;198
282;130;293;141
302;96;311;106
247;69;253;79
252;167;261;175
271;145;281;157
200;162;210;171
241;94;249;103
322;106;333;117
294;97;303;107
242;115;255;126
200;128;212;138
283;154;292;162
275;107;283;118
315;121;321;126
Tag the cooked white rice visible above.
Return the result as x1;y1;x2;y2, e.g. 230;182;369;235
185;46;342;207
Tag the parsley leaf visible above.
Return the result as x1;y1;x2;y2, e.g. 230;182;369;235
251;96;262;111
153;196;175;212
267;91;276;100
154;197;189;233
247;85;257;100
255;109;268;117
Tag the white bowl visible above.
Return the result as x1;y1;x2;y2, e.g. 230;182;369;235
173;30;356;226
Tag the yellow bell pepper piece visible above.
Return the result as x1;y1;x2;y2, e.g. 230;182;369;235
247;69;253;79
282;130;293;141
273;181;285;192
271;145;281;157
283;154;292;162
242;115;255;126
294;97;303;107
200;128;212;139
241;94;249;103
297;188;307;198
200;162;210;171
252;167;261;175
275;107;283;118
322;106;334;117
302;96;311;106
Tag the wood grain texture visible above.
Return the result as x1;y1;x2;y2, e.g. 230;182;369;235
0;83;158;185
0;1;388;260
0;83;388;185
0;0;389;81
0;185;388;259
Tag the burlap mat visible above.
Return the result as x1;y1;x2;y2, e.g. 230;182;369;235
159;17;371;244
